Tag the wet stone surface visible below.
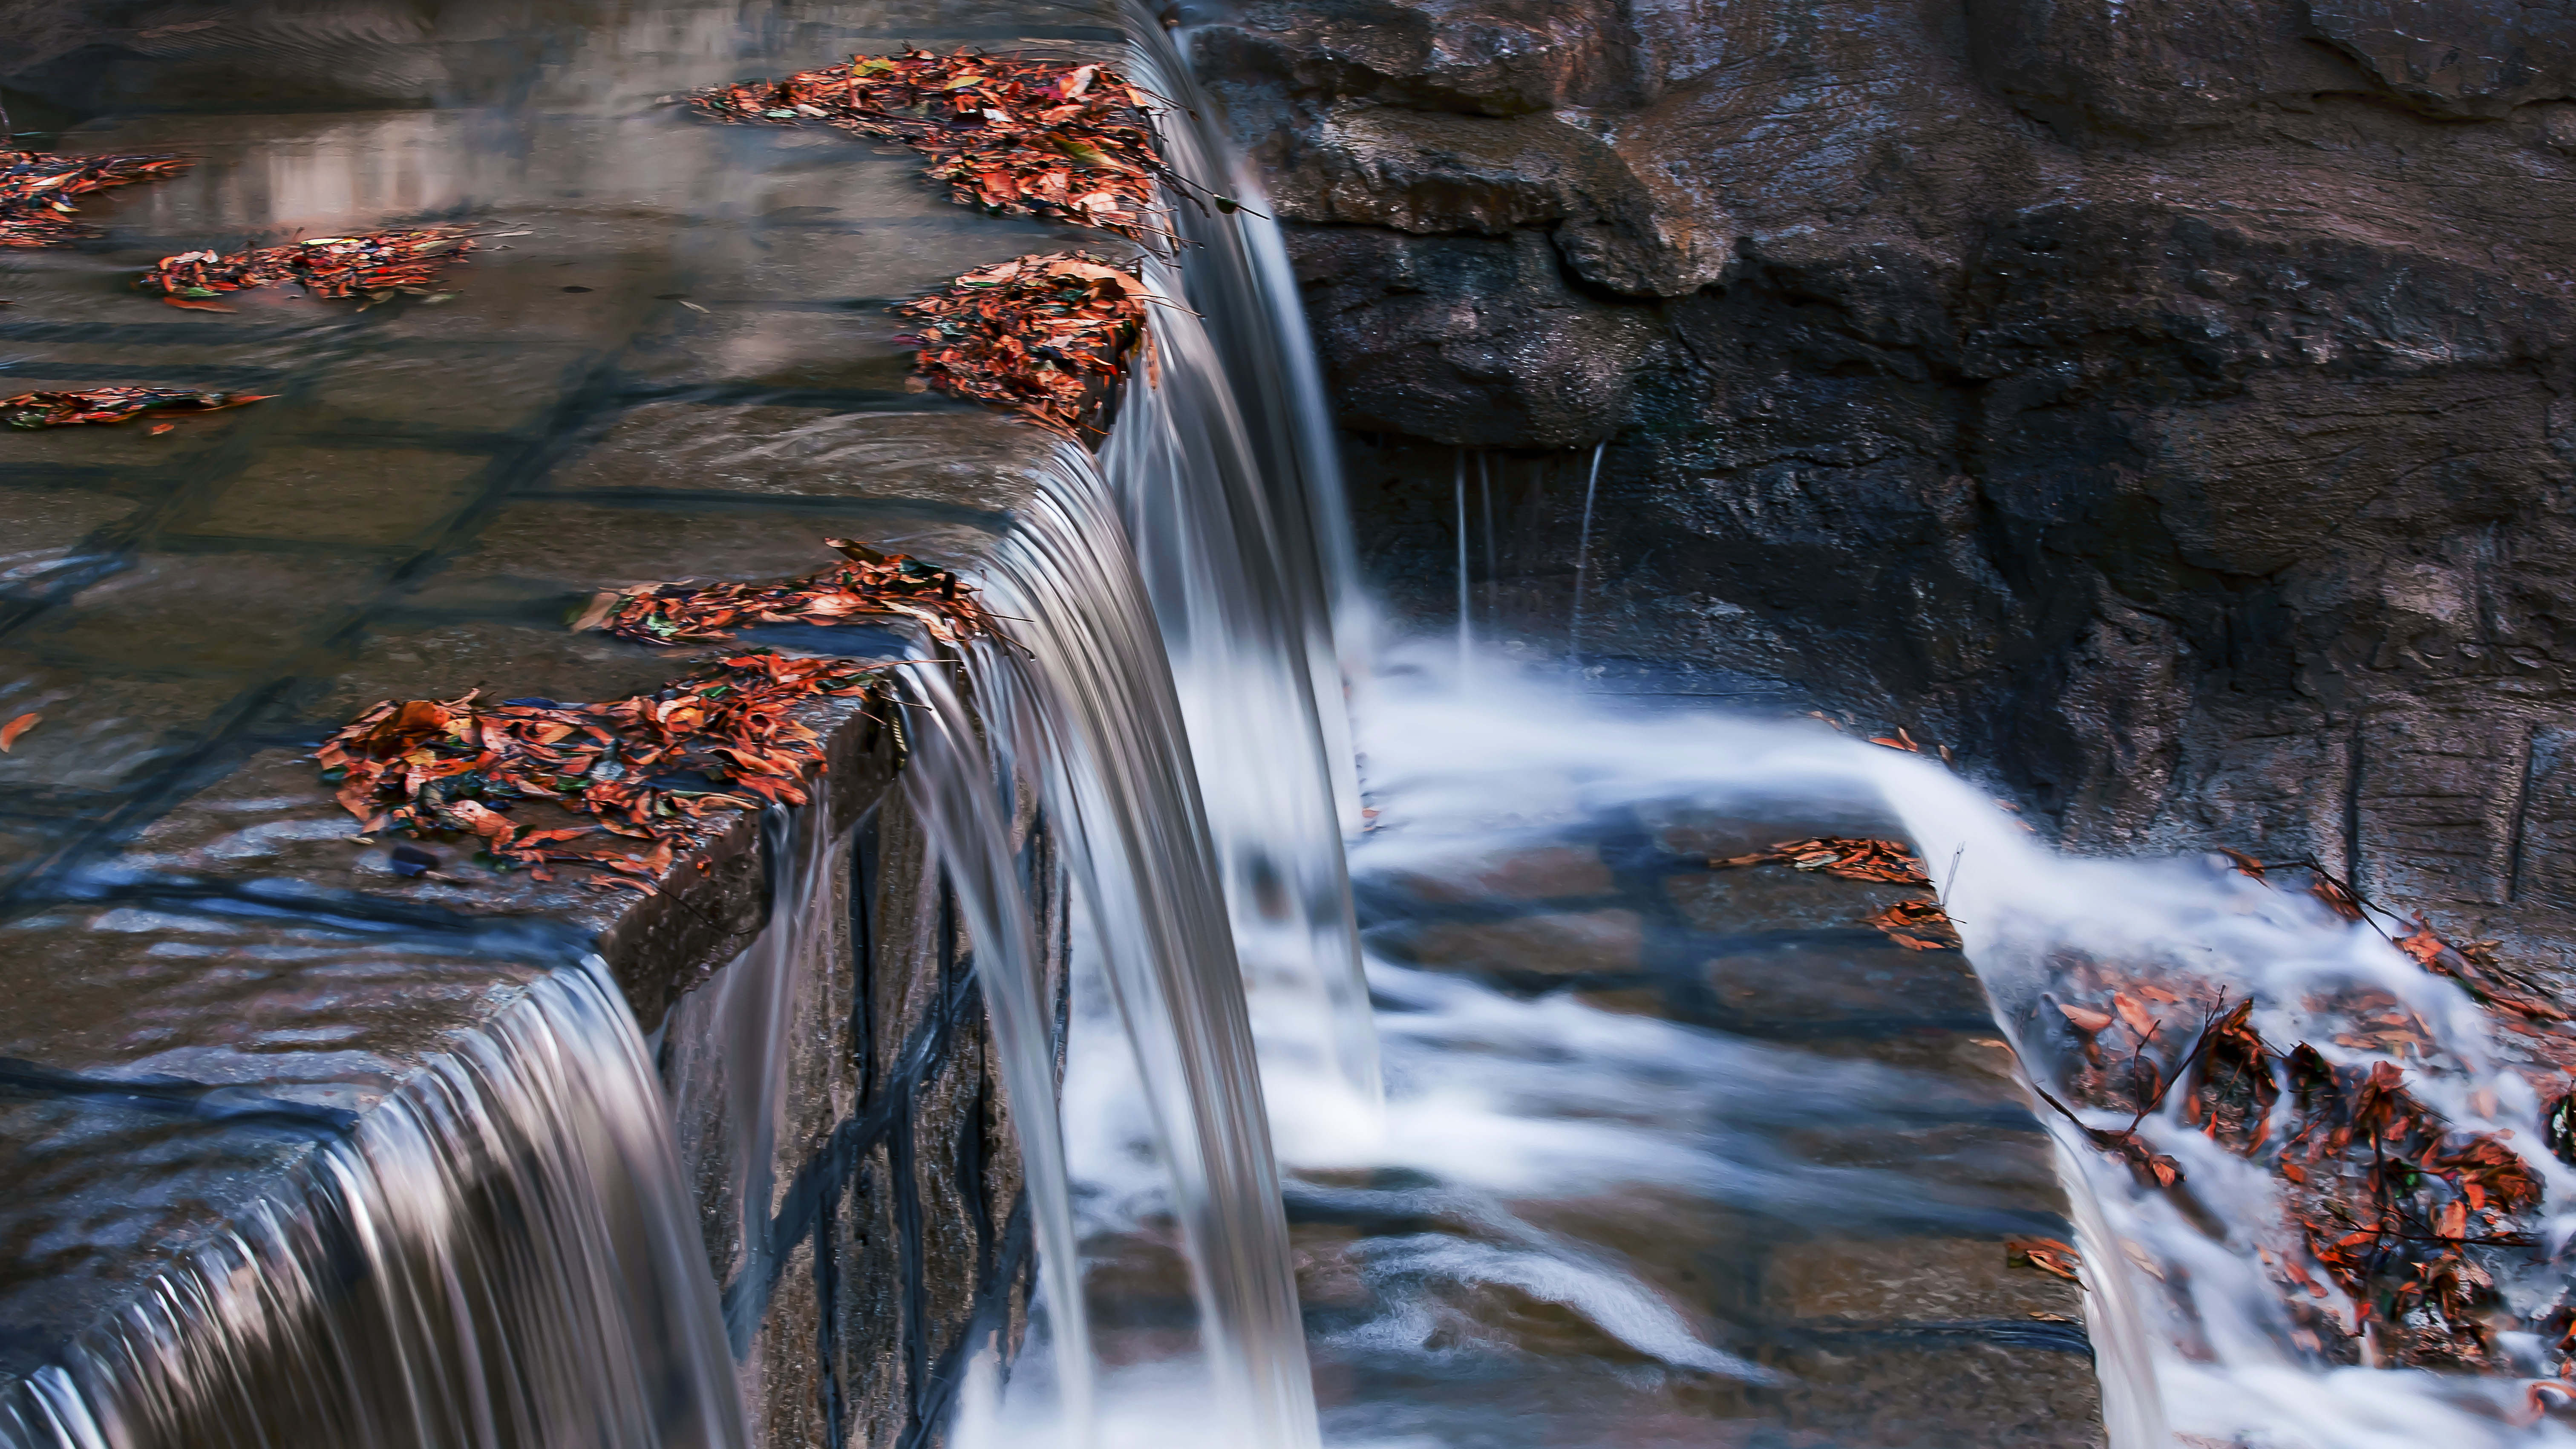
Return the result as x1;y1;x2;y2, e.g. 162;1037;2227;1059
1343;806;2104;1448
0;0;1112;1440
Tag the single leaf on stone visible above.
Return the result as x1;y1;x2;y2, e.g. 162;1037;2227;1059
2006;1237;2084;1283
570;590;623;632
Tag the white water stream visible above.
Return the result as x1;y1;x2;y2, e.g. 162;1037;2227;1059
12;3;2574;1446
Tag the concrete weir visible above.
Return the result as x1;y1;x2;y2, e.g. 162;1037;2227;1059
0;3;1122;1443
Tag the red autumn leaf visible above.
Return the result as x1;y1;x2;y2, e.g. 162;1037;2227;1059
2395;918;2446;969
2310;875;2366;922
319;590;909;886
892;250;1151;440
0;712;39;752
2435;1199;2468;1241
583;540;990;649
1710;836;1930;886
1867;896;1960;951
2006;1237;2084;1283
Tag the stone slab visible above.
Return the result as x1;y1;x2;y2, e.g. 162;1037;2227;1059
1347;802;2104;1446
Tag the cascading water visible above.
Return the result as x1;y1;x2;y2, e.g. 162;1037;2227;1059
909;440;1321;1449
1098;10;1382;1137
0;959;746;1449
18;2;2576;1446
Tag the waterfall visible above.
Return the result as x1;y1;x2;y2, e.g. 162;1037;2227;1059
912;442;1321;1449
0;3;1384;1447
1;962;746;1449
1101;11;1381;1137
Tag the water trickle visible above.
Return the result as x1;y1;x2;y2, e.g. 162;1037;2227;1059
1477;454;1498;635
1570;442;1606;667
1453;455;1475;684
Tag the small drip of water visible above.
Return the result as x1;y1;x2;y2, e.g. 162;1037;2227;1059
1454;454;1474;684
1477;454;1498;634
1569;441;1605;667
2;963;747;1449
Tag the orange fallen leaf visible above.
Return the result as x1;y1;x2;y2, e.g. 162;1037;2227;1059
2058;1002;2115;1033
1866;895;1961;950
0;712;37;751
2006;1237;2084;1283
2435;1199;2467;1241
2113;992;2157;1039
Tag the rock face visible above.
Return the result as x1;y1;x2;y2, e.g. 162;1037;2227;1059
1196;0;2576;952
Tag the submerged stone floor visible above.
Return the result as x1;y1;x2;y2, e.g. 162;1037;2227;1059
1332;807;2103;1449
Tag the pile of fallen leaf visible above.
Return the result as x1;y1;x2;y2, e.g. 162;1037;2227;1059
2032;862;2573;1374
690;48;1172;242
1711;835;1963;950
137;228;473;309
894;251;1151;439
321;650;888;889
1;149;190;247
576;537;994;649
2;386;268;430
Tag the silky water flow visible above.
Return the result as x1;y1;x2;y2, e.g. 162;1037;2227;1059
968;19;2576;1441
16;4;2576;1447
1;955;747;1449
1317;652;2576;1449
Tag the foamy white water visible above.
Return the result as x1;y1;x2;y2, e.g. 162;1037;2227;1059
1327;643;2576;1449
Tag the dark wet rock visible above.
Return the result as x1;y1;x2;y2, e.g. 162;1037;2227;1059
1192;0;1643;118
1198;0;2576;963
1293;227;1665;447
